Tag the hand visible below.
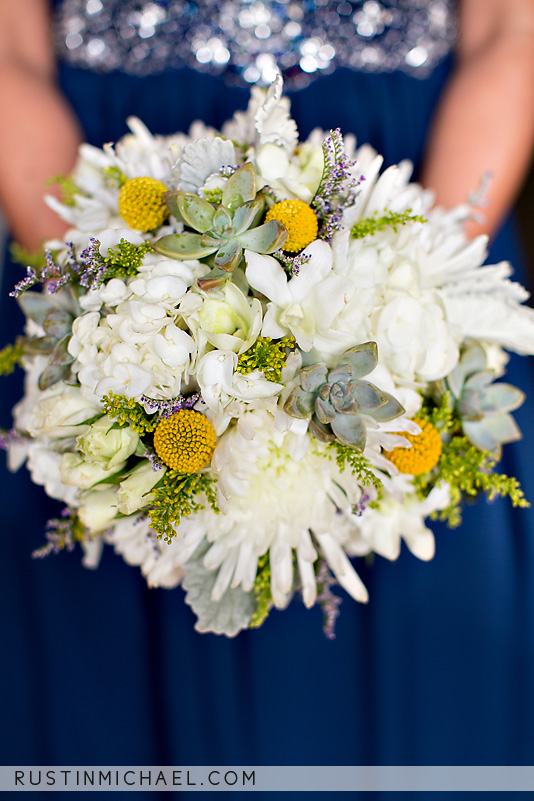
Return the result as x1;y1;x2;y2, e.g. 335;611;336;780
421;0;534;239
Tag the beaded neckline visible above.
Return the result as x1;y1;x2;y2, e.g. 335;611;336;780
53;0;457;88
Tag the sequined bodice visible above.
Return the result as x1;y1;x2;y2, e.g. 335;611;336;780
53;0;457;88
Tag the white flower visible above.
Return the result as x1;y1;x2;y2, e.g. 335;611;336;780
255;142;322;203
354;479;451;561
26;444;79;505
171;409;370;610
71;296;196;402
375;295;458;382
182;281;262;356
78;487;120;533
117;462;166;515
106;516;185;588
76;416;139;470
196;350;282;432
27;384;100;439
60;453;125;489
245;241;354;351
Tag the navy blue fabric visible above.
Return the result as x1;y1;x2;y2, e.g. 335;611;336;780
1;54;534;799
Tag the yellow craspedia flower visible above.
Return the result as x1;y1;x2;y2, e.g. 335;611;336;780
153;410;216;473
118;176;169;231
265;199;318;252
384;418;442;476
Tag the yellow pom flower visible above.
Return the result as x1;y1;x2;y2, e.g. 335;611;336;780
265;199;318;252
384;418;442;476
153;410;216;473
118;176;169;231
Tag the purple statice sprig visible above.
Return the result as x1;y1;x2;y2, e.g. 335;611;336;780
32;508;87;559
352;492;371;517
77;238;108;290
10;243;78;298
140;391;201;420
0;428;28;450
274;249;312;277
312;129;360;241
315;559;342;640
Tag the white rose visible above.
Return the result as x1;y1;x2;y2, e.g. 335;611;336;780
60;452;126;489
117;462;166;515
27;383;100;438
77;416;139;469
78;487;119;533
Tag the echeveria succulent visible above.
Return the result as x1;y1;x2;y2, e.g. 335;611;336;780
434;343;524;456
17;292;75;390
284;341;404;450
154;163;287;290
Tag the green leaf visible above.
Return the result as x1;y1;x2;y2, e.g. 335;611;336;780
331;414;366;449
211;205;233;234
315;396;336;424
197;268;230;291
284;387;315;418
342;342;378;379
153;233;218;260
232;197;265;235
222;162;257;211
299;363;328;392
38;362;71;390
164;191;185;222
43;310;73;339
238;220;287;253
182;545;254;637
17;293;52;327
175;192;215;232
214;240;243;273
351;381;389;411
367;394;405;422
49;334;74;366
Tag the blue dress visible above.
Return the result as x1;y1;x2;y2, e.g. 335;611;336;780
1;1;533;794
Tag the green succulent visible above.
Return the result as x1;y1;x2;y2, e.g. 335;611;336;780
284;342;404;450
17;291;75;390
434;343;524;457
153;163;287;290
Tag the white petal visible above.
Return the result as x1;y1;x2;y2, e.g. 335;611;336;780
297;548;317;608
211;549;239;601
315;532;369;603
245;251;291;306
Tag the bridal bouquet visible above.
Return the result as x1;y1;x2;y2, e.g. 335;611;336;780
3;77;533;636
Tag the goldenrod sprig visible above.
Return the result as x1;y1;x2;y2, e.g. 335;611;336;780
351;209;426;239
149;471;219;543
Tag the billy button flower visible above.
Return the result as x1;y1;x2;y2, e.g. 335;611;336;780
153;410;216;473
118;176;169;231
265;200;318;252
384;418;442;475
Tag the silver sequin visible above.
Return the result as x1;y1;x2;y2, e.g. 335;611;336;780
53;0;457;88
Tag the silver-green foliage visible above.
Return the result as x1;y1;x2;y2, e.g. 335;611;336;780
434;343;524;457
284;341;404;450
154;163;287;289
17;291;76;390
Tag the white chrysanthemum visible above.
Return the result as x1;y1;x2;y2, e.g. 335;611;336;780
45;116;187;234
170;408;370;609
352;478;451;562
106;515;185;589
